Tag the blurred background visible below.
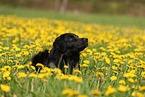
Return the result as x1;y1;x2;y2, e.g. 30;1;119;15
0;0;145;16
0;0;145;28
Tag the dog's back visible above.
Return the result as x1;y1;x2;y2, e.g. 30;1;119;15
31;50;49;71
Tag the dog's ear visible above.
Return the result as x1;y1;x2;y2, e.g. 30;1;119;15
53;37;66;52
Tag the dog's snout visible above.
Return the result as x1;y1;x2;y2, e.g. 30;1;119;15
84;38;88;42
82;38;88;42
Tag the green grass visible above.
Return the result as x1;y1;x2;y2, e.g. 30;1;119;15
0;5;145;97
0;5;145;28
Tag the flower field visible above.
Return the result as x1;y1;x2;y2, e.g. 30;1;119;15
0;15;145;97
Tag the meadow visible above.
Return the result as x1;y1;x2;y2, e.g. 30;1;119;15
0;11;145;97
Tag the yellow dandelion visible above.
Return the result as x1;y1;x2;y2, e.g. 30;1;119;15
38;73;45;78
64;65;69;68
123;73;136;78
31;66;36;70
110;76;117;81
118;85;128;92
7;77;11;81
112;66;117;70
75;77;83;83
139;86;145;91
105;57;110;64
61;75;69;80
119;80;126;85
128;78;134;83
3;71;10;78
74;69;82;74
29;73;37;78
17;65;25;69
53;68;62;74
36;63;44;68
83;60;90;64
17;72;27;78
132;91;143;97
69;90;79;96
8;60;13;63
15;47;21;51
91;90;102;95
40;69;47;73
1;84;10;92
12;65;18;68
132;85;138;89
80;64;88;67
62;89;72;95
92;48;97;52
96;72;104;77
16;54;21;57
82;53;87;57
105;85;116;96
4;66;11;71
3;47;9;50
78;95;88;97
141;72;145;76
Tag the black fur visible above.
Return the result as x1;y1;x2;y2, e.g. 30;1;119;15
31;33;88;74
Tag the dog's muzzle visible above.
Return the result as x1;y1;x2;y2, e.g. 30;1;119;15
81;38;88;47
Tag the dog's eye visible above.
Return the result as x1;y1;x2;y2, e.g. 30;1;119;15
70;38;74;40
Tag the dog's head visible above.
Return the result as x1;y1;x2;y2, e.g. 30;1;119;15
53;33;88;55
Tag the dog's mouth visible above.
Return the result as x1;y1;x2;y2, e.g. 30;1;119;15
82;41;88;48
77;38;88;51
85;41;88;47
82;38;88;47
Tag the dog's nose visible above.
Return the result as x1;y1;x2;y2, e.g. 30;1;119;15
84;38;88;42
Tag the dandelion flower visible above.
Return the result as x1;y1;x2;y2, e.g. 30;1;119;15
17;65;25;69
80;64;88;67
31;66;36;70
105;57;110;64
17;72;27;78
3;47;9;50
110;76;117;81
118;85;128;92
38;73;45;78
119;80;126;85
62;89;72;95
74;69;82;74
64;65;69;68
82;53;87;57
3;71;10;78
132;91;143;97
1;84;10;92
36;63;44;68
61;75;69;80
69;90;79;96
91;90;102;95
78;95;88;97
75;77;83;83
128;78;134;83
96;72;104;77
139;86;145;91
105;85;116;96
83;60;90;64
29;73;37;78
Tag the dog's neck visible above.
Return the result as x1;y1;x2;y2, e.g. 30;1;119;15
50;47;80;58
50;48;62;58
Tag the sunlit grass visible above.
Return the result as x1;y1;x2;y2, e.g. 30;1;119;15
0;15;145;97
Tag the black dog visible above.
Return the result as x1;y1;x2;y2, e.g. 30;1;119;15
31;33;88;74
